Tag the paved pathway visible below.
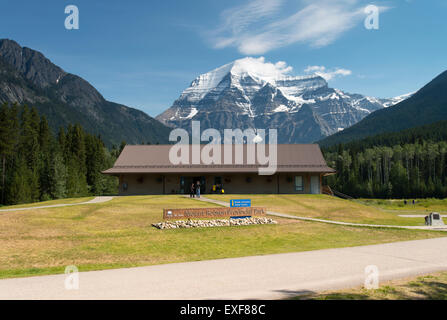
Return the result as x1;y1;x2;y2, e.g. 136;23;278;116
399;214;447;218
1;237;447;299
0;196;114;212
192;196;447;231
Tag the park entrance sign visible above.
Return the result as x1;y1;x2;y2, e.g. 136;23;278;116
163;207;266;220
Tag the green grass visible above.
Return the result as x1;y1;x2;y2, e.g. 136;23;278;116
0;197;94;210
296;272;447;300
359;198;447;214
205;194;429;226
0;195;445;279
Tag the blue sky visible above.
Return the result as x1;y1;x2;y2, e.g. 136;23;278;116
0;0;446;116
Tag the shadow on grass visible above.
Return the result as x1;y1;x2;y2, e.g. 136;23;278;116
407;281;447;299
285;278;447;300
274;289;316;299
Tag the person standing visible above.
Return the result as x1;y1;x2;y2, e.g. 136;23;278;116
190;182;195;198
196;180;201;198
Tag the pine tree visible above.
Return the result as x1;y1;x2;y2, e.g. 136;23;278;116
0;103;17;203
8;159;32;204
50;152;67;199
0;104;118;204
119;141;126;156
38;116;53;200
18;106;40;201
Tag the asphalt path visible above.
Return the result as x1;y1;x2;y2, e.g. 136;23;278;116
1;237;446;299
0;196;114;212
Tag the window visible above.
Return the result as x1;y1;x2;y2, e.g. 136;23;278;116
295;176;303;191
214;176;222;185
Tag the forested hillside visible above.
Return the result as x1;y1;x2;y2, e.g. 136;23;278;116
0;103;119;205
320;70;447;146
323;122;447;198
0;39;171;147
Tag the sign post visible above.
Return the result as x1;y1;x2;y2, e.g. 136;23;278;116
230;199;251;207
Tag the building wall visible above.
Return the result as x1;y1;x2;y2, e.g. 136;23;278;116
118;174;163;195
118;172;323;195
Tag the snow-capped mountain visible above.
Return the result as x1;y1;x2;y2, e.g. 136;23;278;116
157;57;411;143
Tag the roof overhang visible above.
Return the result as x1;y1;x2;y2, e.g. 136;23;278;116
102;165;336;175
102;144;336;176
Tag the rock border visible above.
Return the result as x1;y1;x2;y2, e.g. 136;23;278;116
152;217;277;229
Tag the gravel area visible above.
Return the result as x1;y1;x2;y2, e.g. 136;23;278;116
152;217;277;229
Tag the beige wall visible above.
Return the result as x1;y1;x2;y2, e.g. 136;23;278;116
117;172;323;195
118;174;163;195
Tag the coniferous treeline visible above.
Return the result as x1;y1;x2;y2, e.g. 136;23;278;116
323;139;447;199
0;103;119;205
323;120;447;153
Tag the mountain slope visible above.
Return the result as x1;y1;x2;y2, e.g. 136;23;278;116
157;57;409;143
319;70;447;147
322;119;447;153
0;39;171;146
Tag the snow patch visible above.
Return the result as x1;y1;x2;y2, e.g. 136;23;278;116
382;92;414;107
272;105;289;113
179;57;326;104
179;107;198;119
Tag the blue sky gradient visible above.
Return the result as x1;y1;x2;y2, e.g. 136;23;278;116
1;0;446;116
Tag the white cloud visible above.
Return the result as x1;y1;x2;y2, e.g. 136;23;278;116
217;0;283;35
304;65;352;80
209;0;389;54
232;58;351;83
231;57;294;80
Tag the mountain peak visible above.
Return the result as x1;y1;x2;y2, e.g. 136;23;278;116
158;57;411;143
228;57;323;83
0;39;21;50
0;39;171;146
180;57;327;104
319;70;447;146
0;38;66;88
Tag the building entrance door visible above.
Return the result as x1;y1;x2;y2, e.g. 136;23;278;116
310;175;320;194
180;176;206;194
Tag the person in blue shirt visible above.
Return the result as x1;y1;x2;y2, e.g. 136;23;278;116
196;180;201;198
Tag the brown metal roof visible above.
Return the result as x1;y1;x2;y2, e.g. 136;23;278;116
102;144;335;174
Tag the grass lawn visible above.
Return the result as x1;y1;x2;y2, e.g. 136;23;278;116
205;194;428;226
0;195;445;279
0;197;94;210
296;272;447;300
359;198;447;214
